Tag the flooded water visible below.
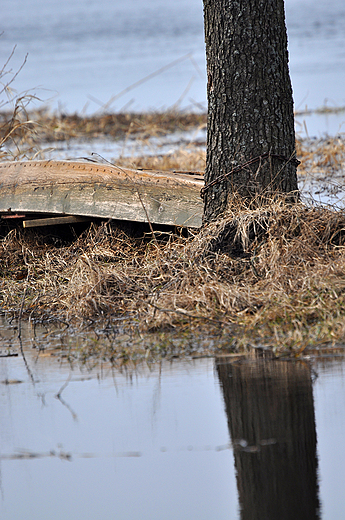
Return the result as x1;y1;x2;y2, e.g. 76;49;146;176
1;0;345;137
1;319;345;519
1;4;345;514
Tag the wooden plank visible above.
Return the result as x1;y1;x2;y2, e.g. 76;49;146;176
23;215;91;228
0;160;204;227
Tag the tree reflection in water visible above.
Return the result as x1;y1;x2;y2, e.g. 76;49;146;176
216;356;320;520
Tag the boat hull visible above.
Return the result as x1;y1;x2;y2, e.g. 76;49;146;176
0;160;204;228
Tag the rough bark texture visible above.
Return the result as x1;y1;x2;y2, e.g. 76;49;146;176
203;0;298;221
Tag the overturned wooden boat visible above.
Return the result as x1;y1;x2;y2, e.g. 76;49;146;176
0;160;204;228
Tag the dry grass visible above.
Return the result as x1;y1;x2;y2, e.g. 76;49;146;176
0;50;41;160
1;88;345;359
2;198;345;357
0;96;39;161
297;137;345;174
116;148;206;172
0;108;207;159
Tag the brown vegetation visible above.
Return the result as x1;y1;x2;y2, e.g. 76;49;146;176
1;104;345;359
0;108;206;160
2;197;345;357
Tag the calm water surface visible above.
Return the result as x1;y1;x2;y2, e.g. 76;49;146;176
0;320;345;519
1;0;345;136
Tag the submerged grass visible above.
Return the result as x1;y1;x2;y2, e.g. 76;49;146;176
0;108;207;160
2;198;345;357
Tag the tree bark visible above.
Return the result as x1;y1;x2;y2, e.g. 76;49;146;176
216;358;320;520
202;0;299;222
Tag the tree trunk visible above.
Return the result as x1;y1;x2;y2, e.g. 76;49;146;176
216;358;320;520
202;0;299;222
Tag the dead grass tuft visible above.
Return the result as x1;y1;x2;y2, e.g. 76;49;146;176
0;108;206;146
1;75;345;357
115;148;206;172
2;199;345;355
296;137;345;174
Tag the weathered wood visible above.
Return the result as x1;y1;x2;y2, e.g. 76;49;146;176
0;160;204;228
23;215;91;228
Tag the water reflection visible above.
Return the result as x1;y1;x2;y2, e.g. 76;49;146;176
216;357;320;520
0;347;237;520
1;320;345;519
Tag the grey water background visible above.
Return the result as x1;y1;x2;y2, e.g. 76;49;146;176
1;0;345;137
0;320;345;520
